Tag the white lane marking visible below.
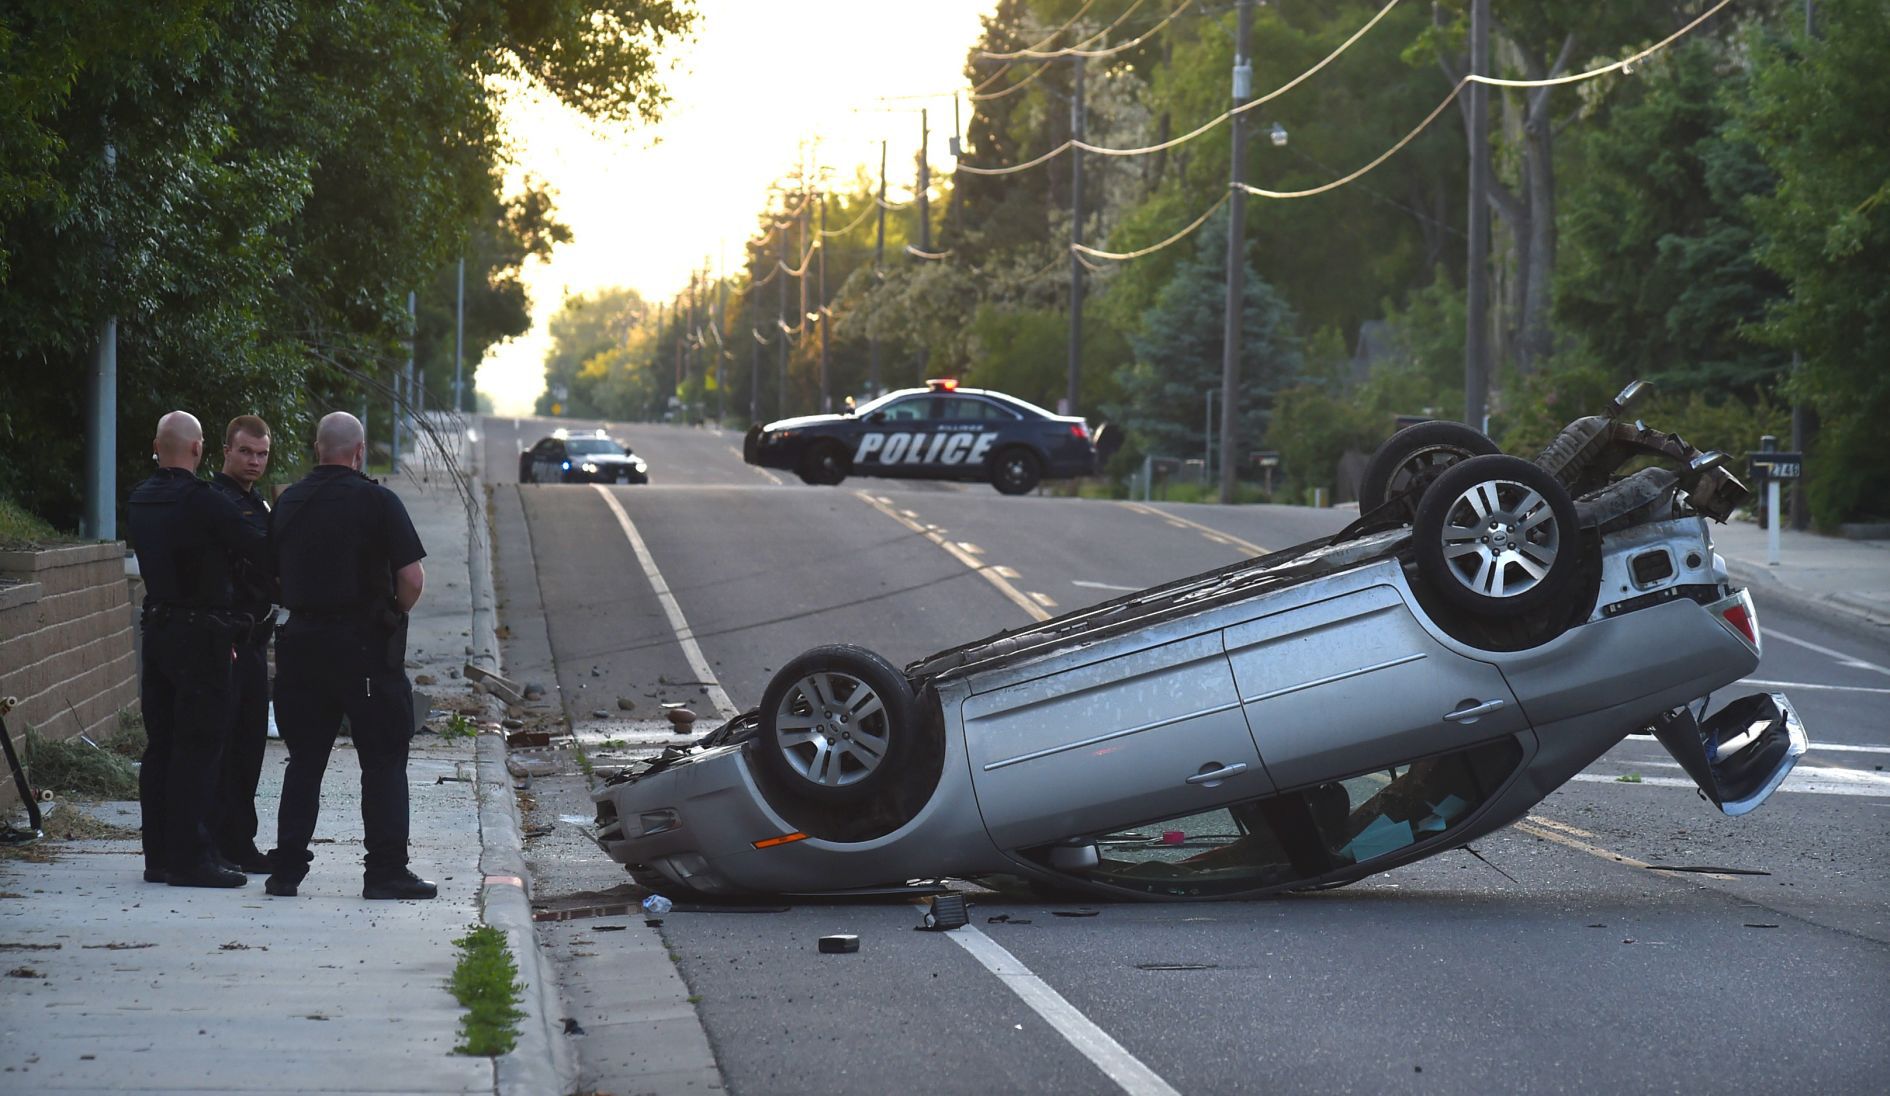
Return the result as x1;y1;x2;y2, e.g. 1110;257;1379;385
1737;677;1890;696
591;485;740;718
1576;760;1890;797
1625;732;1890;754
1029;591;1058;608
1767;629;1890;678
1118;501;1267;556
948;927;1180;1096
724;444;783;485
958;541;985;556
854;491;1051;623
1073;580;1141;592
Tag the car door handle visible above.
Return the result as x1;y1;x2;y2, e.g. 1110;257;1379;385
1185;763;1249;785
1444;699;1507;723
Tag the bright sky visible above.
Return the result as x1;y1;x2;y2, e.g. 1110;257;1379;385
478;0;999;415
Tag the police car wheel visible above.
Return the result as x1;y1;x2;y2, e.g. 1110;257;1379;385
757;645;914;805
990;447;1041;495
798;441;851;486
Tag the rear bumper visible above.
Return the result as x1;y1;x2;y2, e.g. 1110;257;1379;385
1652;691;1810;815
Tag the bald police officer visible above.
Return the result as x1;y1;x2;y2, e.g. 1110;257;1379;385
128;411;266;888
265;412;435;900
206;415;276;873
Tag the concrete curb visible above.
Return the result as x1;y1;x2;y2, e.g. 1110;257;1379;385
1723;555;1890;632
467;472;578;1096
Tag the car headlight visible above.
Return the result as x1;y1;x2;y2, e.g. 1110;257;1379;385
581;462;600;473
632;459;647;472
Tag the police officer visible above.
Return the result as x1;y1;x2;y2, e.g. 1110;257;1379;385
206;415;276;873
266;412;435;900
127;411;265;888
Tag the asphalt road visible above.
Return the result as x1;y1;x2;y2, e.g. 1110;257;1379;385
483;416;1890;1094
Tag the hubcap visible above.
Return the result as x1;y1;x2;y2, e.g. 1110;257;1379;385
1437;478;1559;598
772;671;890;788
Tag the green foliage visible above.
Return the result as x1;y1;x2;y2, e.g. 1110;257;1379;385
440;714;477;742
1113;210;1302;460
449;923;525;1056
0;495;72;549
22;720;144;800
1267;384;1380;501
1735;0;1890;523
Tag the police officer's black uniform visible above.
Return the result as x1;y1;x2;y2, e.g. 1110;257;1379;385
127;466;265;887
267;464;433;899
207;470;275;872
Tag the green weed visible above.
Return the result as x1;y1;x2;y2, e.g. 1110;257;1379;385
1616;772;1644;784
448;924;525;1056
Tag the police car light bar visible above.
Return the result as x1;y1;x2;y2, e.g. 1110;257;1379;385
925;377;959;392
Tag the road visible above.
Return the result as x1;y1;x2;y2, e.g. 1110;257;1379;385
482;416;1890;1094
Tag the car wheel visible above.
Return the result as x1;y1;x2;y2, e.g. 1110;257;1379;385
797;441;850;486
757;645;914;805
1413;454;1581;620
1358;421;1501;523
991;447;1041;495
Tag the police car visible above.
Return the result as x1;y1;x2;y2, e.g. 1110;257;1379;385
518;429;649;485
743;379;1114;494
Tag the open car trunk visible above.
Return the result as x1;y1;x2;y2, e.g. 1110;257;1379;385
1651;692;1809;815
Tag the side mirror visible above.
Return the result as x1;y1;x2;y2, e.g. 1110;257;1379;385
1610;380;1652;417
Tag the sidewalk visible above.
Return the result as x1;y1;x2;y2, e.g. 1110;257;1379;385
0;441;558;1093
1709;516;1890;631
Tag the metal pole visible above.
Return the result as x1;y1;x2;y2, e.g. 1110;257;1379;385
818;194;829;412
1790;0;1814;531
916;111;933;383
1205;388;1215;484
750;329;762;424
453;254;465;413
1217;1;1254;505
871;140;886;396
718;253;728;422
83;139;117;541
1464;0;1492;433
777;205;789;419
1067;56;1086;417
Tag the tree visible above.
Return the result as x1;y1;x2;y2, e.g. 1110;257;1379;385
1113;209;1302;460
1736;0;1890;524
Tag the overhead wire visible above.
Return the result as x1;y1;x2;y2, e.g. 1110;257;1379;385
905;245;954;260
978;0;1107;61
980;0;1192;61
956;0;1404;175
1237;0;1734;200
818;197;880;238
1073;190;1230;261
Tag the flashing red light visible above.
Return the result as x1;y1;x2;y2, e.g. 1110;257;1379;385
926;377;959;391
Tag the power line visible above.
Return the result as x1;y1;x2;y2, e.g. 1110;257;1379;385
1074;190;1230;261
980;0;1192;61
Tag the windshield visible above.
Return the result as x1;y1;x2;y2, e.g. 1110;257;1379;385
566;437;626;456
851;389;921;418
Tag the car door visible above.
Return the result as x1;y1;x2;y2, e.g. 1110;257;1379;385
1222;584;1531;792
533;439;565;483
963;630;1274;851
930;396;1015;475
852;395;936;477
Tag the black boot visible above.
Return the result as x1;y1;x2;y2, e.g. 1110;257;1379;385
363;869;437;900
221;845;273;874
264;875;300;897
167;862;248;888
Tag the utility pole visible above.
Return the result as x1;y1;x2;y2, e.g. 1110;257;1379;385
83;138;117;541
871;139;886;396
796;193;809;412
750;328;762;424
1464;0;1492;434
717;253;729;422
453;255;465;413
777;205;789;419
817;193;830;412
917;110;932;383
1217;2;1253;505
1068;56;1086;418
395;290;415;470
1790;0;1815;531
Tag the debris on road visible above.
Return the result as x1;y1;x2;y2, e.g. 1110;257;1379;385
818;934;860;954
916;894;969;931
1051;909;1100;918
641;895;673;917
617;697;637;711
665;707;697;728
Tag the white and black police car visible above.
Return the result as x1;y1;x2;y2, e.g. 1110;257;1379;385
518;428;650;485
744;379;1117;494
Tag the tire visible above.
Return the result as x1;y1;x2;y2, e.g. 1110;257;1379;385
517;453;533;484
990;447;1041;495
797;441;850;486
757;645;915;805
1358;421;1501;522
1413;454;1581;620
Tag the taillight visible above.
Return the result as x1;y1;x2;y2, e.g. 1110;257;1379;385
1069;423;1089;441
1717;592;1761;654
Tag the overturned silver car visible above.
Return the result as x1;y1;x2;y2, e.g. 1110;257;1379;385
593;383;1807;900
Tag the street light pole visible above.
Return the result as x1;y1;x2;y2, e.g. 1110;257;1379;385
1068;55;1086;417
453;254;464;413
1218;0;1255;505
1464;0;1492;433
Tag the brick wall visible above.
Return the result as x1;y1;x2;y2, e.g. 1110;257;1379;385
0;543;140;809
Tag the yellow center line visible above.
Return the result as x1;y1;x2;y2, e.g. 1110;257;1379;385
1516;815;1735;881
852;491;1051;623
1118;501;1267;556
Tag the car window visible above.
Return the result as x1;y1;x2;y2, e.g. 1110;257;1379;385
566;438;625;456
875;397;933;422
533;439;560;457
938;397;1020;422
1025;737;1523;897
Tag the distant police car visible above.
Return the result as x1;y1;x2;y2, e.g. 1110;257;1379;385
519;429;649;485
744;380;1114;494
